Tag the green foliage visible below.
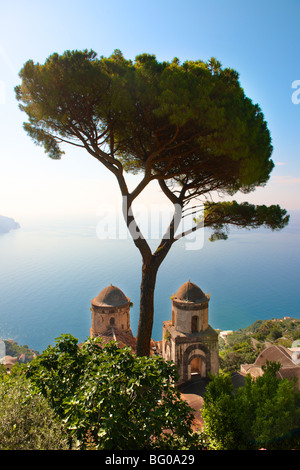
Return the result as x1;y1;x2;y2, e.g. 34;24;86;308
26;334;203;450
0;370;69;450
219;338;259;373
201;372;238;450
251;318;300;343
4;340;39;362
219;318;300;372
202;363;300;450
16;49;283;204
203;201;289;241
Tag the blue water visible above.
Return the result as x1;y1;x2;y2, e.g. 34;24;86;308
0;212;299;353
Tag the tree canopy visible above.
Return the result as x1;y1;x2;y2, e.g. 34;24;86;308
15;50;275;192
15;49;289;238
15;49;289;355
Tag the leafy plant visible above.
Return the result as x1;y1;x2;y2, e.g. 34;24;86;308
202;362;300;450
219;339;258;373
0;369;69;450
27;334;203;450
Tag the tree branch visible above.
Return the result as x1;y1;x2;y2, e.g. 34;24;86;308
54;136;86;148
145;125;180;171
121;195;152;264
174;219;204;241
158;179;180;205
129;173;153;202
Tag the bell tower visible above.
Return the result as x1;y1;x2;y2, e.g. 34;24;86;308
90;284;132;337
162;280;219;384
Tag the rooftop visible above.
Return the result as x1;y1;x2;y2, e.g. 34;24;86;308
91;284;130;307
173;280;209;304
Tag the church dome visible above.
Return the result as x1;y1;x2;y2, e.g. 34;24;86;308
174;280;208;304
92;285;130;307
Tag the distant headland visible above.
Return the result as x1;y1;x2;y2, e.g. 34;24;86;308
0;215;20;234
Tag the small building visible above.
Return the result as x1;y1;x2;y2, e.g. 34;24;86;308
91;284;132;337
162;280;219;384
241;344;300;389
219;330;233;344
1;355;18;373
90;284;137;351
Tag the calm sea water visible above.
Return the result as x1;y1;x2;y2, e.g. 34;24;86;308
0;212;299;353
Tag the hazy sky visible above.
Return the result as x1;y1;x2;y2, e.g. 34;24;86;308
1;0;300;223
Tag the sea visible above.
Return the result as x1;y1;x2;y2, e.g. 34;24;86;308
0;211;299;353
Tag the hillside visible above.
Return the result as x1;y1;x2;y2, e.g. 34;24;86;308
0;215;20;234
1;340;39;364
219;317;300;372
2;317;299;372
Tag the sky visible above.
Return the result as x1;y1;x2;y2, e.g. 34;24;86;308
0;0;300;225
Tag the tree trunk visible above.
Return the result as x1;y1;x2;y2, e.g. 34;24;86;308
123;194;181;356
135;259;159;357
135;232;177;356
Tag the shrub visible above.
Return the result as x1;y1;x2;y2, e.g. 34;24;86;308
202;362;300;450
27;334;204;450
0;369;69;450
219;339;258;373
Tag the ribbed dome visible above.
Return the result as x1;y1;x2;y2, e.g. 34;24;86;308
92;285;129;307
174;280;208;303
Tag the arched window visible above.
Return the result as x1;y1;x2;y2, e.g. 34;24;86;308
110;317;115;326
191;315;198;333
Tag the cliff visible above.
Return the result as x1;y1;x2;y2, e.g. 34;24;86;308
0;215;20;234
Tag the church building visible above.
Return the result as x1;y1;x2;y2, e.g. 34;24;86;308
162;280;219;384
90;284;137;350
90;280;219;384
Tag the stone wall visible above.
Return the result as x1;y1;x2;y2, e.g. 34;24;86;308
91;304;130;336
172;301;208;334
162;321;219;384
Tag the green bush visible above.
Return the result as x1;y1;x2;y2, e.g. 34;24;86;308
0;369;69;450
27;334;204;450
219;339;258;373
202;362;300;450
